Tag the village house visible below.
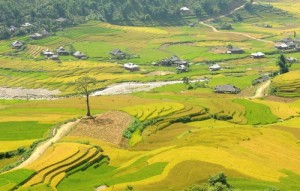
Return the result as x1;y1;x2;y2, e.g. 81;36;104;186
73;51;87;59
110;49;127;59
41;30;51;37
180;7;190;11
30;30;51;40
157;56;189;67
21;22;32;27
42;49;54;57
280;38;293;44
275;43;288;50
177;64;187;73
11;41;23;49
209;64;221;71
8;26;18;33
287;41;296;49
50;55;59;60
56;47;70;55
29;33;43;40
251;52;265;59
227;47;244;54
252;75;269;85
287;57;297;63
214;84;241;94
123;63;139;71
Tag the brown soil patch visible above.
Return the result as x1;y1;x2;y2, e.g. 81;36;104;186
69;111;132;146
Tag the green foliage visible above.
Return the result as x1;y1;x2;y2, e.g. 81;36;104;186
0;147;25;160
277;54;291;74
123;117;164;139
123;119;141;139
185;172;232;191
0;0;246;39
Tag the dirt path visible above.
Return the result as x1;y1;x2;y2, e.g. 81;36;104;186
249;80;271;99
200;3;274;44
13;119;80;170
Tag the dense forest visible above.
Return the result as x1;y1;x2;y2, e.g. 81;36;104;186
0;0;246;39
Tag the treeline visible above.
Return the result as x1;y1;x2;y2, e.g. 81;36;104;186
0;0;245;39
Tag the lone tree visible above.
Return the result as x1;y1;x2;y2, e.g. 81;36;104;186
277;54;291;74
183;77;190;89
75;76;97;117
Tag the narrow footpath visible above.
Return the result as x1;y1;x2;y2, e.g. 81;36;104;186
13;119;80;170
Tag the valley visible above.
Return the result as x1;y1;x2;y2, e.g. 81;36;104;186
0;0;300;191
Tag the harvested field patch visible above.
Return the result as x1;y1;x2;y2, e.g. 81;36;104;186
69;111;132;145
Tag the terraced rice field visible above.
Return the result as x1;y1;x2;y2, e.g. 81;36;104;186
122;102;185;122
26;45;47;58
272;70;300;97
18;142;105;191
233;99;278;125
0;3;300;191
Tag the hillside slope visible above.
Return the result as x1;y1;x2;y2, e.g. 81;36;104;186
0;0;246;39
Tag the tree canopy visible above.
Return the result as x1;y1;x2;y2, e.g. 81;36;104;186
0;0;245;39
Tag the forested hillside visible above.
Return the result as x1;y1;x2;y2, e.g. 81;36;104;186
0;0;245;39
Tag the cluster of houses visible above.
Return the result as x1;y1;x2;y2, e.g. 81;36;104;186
41;47;87;60
154;56;189;73
29;30;51;40
6;18;68;36
225;46;266;59
275;38;300;51
8;22;32;34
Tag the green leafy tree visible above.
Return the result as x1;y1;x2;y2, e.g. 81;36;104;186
183;77;190;89
185;172;233;191
277;54;291;74
75;76;97;117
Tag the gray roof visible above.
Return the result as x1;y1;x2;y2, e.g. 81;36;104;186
110;49;125;56
228;47;243;52
56;47;69;53
41;30;51;36
253;76;269;84
214;84;240;93
73;51;86;57
11;41;23;47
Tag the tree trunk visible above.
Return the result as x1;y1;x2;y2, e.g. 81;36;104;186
86;93;91;117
